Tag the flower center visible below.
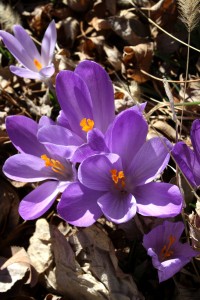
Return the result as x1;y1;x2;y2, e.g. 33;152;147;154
110;169;126;191
41;154;65;175
34;58;42;71
160;235;176;261
80;118;94;132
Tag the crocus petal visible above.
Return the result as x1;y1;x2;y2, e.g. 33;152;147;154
41;20;57;65
135;182;182;217
38;124;83;158
56;70;93;139
158;258;190;282
143;221;184;251
78;153;122;191
6;115;47;156
75;60;115;133
72;128;108;163
57;110;71;130
128;137;171;186
13;25;40;67
3;153;57;182
0;30;35;70
19;180;60;220
38;115;55;128
172;141;200;187
97;192;137;224
191;120;200;164
9;66;40;79
39;64;55;79
58;182;103;227
106;109;148;171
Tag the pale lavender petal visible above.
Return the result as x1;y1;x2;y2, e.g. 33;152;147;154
56;70;93;139
97;192;137;224
58;182;103;227
158;258;190;282
41;20;57;65
9;66;40;79
19;181;59;220
128;137;172;186
3;153;57;182
13;25;40;64
57;110;71;130
72;128;108;163
39;64;55;79
135;182;182;217
38;124;83;158
0;30;34;69
6;115;46;156
172;142;200;187
143;221;184;251
78;153;122;191
75;60;115;133
106;109;148;171
38;116;55;128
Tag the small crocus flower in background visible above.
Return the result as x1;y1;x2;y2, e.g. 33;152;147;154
57;109;183;226
0;20;56;81
3;115;75;220
143;221;198;282
172;119;200;189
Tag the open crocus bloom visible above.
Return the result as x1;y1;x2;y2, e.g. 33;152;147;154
38;60;146;160
0;20;56;80
3;115;75;220
143;221;198;282
57;109;183;226
172;120;200;188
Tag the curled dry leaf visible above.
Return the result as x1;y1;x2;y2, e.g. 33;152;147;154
123;43;154;83
1;247;38;287
0;256;28;293
149;0;176;27
28;219;143;300
179;76;200;113
57;17;80;47
27;219;53;274
151;120;177;141
187;212;200;251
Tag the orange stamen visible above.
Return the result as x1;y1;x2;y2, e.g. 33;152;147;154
34;58;42;71
110;169;126;190
160;235;176;261
41;154;65;175
80;118;94;132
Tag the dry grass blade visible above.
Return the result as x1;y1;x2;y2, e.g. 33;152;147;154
178;0;200;32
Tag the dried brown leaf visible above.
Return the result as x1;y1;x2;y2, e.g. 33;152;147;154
123;43;154;83
0;257;28;292
1;247;38;287
0;179;20;237
186;213;200;251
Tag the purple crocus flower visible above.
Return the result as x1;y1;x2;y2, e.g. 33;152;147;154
3;115;75;220
38;59;146;160
143;221;198;282
0;20;56;80
172;119;200;188
57;109;183;226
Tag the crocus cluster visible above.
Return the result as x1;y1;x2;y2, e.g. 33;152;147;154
2;21;199;283
143;221;198;282
3;60;183;225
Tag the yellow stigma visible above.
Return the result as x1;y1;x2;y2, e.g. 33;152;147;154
160;235;176;261
80;118;94;132
41;154;65;175
34;58;42;71
110;169;126;190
